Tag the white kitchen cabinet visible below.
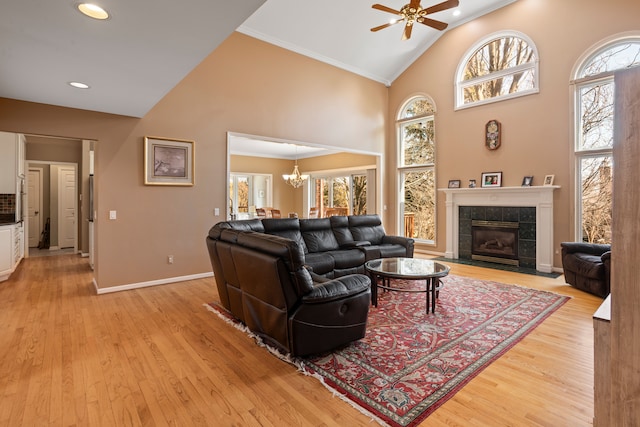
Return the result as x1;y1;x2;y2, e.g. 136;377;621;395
0;226;13;280
0;224;23;282
0;131;17;194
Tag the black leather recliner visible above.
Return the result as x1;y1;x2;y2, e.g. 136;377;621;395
560;242;611;298
206;225;371;356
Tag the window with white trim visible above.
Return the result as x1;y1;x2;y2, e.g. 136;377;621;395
398;96;436;243
573;36;640;243
456;31;539;109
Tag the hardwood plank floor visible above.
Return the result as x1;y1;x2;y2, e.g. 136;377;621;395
0;254;602;426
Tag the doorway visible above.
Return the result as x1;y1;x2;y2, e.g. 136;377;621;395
26;162;78;256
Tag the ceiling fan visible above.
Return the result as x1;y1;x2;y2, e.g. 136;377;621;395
371;0;459;40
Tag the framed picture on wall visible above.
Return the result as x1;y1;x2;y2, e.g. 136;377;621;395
144;136;195;186
481;172;502;187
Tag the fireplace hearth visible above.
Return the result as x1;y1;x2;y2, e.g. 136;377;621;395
472;220;519;266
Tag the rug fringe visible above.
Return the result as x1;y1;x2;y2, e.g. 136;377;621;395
203;303;389;426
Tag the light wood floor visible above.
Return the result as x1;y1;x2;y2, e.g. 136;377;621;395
0;254;603;426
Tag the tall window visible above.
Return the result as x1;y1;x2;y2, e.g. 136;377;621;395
573;37;640;243
398;96;436;243
456;31;538;109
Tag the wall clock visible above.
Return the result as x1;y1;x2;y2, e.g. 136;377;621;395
486;119;501;150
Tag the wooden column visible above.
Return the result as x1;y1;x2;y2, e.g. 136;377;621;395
603;66;640;425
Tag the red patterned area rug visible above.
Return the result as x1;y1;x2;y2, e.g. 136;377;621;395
206;275;569;427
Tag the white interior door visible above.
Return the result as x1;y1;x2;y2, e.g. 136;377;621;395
27;169;42;248
58;166;77;249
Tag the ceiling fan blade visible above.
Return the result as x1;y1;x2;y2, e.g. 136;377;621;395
423;0;459;15
402;22;414;40
417;16;448;31
371;21;402;32
409;0;422;9
372;4;402;15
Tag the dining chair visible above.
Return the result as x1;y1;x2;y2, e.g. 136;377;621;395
309;207;319;218
270;209;281;218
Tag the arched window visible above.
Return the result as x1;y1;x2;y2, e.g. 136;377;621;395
397;95;436;243
455;31;539;109
572;35;640;243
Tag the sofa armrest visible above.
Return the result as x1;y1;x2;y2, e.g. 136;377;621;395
382;234;413;246
601;251;611;263
302;274;370;304
340;240;371;249
561;242;611;256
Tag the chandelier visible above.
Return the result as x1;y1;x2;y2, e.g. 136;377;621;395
282;146;309;188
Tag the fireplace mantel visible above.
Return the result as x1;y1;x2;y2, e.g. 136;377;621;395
439;186;560;273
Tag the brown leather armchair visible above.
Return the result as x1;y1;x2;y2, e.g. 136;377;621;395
206;224;371;356
561;242;611;298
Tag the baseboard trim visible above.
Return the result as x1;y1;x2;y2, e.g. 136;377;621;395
94;272;214;295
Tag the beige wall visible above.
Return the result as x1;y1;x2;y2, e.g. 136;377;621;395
388;0;640;266
0;32;388;289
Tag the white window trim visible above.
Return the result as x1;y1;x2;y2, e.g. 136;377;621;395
396;95;437;245
455;30;540;110
570;32;640;242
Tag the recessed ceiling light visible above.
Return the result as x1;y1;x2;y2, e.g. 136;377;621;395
69;81;90;89
452;9;461;17
76;3;110;20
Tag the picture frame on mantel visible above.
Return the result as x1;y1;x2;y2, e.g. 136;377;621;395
543;174;555;186
448;179;461;188
144;136;195;186
522;176;533;186
481;172;502;187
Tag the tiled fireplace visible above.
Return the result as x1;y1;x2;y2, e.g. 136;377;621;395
440;186;559;273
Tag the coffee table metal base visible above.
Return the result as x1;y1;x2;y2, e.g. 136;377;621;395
369;274;443;314
365;258;450;314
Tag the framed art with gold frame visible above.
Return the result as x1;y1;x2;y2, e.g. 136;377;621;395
144;136;194;186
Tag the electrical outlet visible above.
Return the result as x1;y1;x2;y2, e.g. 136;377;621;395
109;210;117;220
168;255;174;264
214;208;220;216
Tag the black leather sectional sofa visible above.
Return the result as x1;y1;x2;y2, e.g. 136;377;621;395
206;214;414;356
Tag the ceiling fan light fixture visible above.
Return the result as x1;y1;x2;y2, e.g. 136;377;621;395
76;3;110;20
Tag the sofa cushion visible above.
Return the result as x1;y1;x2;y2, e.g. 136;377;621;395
562;252;605;279
304;252;336;276
348;214;385;245
329;215;356;246
300;218;340;252
262;218;308;253
328;249;366;269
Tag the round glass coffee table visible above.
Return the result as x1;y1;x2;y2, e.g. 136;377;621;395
365;258;450;314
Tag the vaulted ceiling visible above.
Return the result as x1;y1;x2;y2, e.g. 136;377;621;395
0;0;517;118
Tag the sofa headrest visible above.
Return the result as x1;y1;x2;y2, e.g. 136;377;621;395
262;218;308;253
348;214;385;244
329;215;355;245
262;218;300;232
348;214;382;227
208;219;265;239
300;218;340;252
235;231;306;271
